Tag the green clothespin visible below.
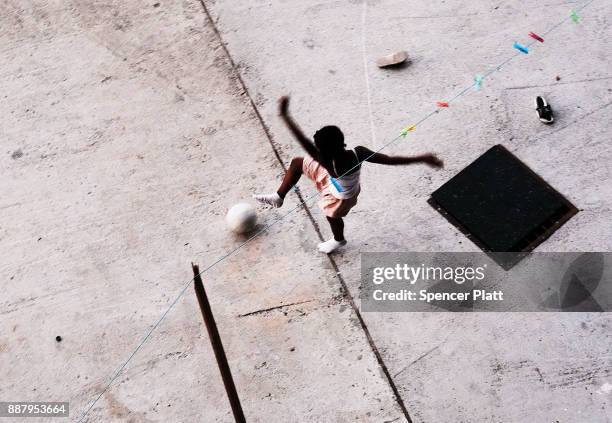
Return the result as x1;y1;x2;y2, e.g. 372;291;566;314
400;125;416;137
570;9;579;23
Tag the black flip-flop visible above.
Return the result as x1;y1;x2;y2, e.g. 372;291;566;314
535;96;554;124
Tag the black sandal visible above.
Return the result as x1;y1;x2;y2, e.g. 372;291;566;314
535;96;554;124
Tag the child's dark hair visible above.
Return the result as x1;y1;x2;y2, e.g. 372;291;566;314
314;126;345;158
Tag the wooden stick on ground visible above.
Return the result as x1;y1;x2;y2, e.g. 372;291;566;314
192;263;246;423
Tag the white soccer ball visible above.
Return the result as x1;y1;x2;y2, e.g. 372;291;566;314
226;203;258;234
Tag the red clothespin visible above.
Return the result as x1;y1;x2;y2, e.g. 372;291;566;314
528;32;544;43
436;101;449;108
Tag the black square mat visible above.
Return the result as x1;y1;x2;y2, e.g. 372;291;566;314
429;145;578;268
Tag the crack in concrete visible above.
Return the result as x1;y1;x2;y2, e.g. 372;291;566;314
503;75;612;90
238;300;313;318
196;1;412;421
534;100;612;139
504;99;612;149
393;344;441;378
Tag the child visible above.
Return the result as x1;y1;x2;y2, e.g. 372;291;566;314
254;96;443;254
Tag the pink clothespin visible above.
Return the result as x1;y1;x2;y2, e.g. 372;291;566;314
528;32;544;43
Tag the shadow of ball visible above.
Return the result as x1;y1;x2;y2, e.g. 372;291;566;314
226;203;258;234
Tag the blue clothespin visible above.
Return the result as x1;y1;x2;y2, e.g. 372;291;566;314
513;42;529;54
330;177;343;192
474;74;484;90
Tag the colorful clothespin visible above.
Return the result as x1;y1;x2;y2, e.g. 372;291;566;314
513;42;529;54
474;74;484;90
436;101;449;107
570;9;579;23
528;32;544;43
399;125;416;137
330;177;343;192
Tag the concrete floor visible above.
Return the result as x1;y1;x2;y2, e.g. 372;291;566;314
1;0;611;422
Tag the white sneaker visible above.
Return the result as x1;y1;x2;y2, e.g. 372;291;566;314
253;193;283;208
317;238;347;254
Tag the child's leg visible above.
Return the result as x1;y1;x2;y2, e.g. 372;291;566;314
318;216;347;253
327;217;344;241
277;157;303;198
254;157;303;207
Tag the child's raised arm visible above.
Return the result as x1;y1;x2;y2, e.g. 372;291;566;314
278;96;321;161
355;146;443;168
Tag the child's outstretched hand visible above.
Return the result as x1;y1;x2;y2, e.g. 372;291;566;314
279;96;290;117
421;154;444;168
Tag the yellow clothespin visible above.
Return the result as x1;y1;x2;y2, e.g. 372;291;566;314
400;125;416;137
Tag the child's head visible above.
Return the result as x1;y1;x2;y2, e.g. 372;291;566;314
314;126;345;158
